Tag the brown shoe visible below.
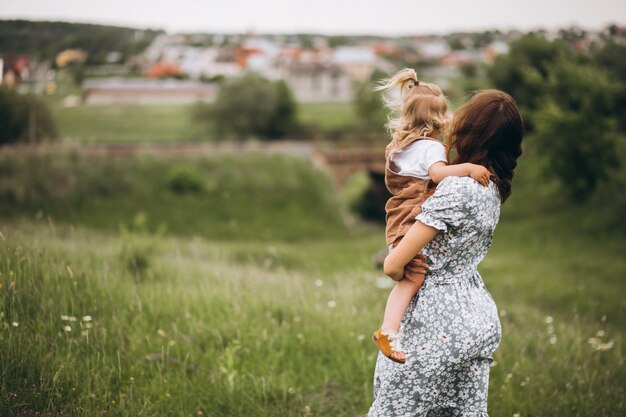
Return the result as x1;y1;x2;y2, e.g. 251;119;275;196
372;328;406;364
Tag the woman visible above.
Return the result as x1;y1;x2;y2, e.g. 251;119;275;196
367;89;524;417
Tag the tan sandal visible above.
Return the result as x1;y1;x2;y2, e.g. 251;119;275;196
372;328;406;364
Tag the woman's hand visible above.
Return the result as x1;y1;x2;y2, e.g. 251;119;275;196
384;223;438;280
405;254;429;275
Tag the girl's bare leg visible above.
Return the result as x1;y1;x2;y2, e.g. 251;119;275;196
381;277;423;333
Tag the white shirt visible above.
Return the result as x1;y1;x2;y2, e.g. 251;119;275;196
389;140;447;180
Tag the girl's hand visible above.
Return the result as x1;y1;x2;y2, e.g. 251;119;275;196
468;164;490;187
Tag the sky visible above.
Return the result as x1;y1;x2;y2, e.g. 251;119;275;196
0;0;625;35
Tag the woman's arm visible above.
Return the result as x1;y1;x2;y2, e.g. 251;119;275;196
429;161;490;186
383;221;439;280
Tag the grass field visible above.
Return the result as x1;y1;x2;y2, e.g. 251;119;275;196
52;102;357;142
0;151;624;416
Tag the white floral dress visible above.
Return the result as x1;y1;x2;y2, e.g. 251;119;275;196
368;176;503;417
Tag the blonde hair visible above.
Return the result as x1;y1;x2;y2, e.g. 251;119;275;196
375;68;450;148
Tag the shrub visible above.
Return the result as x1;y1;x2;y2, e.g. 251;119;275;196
531;61;619;202
192;74;298;140
352;70;388;134
0;87;58;144
167;164;206;194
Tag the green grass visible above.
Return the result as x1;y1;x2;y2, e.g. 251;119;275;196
53;104;197;142
0;213;624;416
0;150;348;242
0;151;624;416
298;102;357;135
52;101;356;142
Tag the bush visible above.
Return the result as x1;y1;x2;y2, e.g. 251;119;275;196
167;164;206;194
531;62;619;202
488;34;570;118
193;74;298;140
0;87;58;144
352;69;388;133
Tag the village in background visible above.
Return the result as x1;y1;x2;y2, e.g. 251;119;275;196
2;21;624;106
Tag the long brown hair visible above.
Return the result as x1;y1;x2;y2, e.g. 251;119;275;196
447;90;524;202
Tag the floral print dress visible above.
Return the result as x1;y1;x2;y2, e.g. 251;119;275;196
368;176;503;417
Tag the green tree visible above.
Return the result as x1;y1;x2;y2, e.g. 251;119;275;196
532;61;619;201
193;73;298;140
0;88;58;145
353;69;388;133
488;33;570;114
594;42;626;133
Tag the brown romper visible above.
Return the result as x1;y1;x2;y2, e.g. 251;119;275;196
384;136;440;283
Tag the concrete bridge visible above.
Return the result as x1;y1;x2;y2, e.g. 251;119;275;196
313;145;390;221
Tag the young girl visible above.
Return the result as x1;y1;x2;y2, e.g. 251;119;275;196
372;68;491;364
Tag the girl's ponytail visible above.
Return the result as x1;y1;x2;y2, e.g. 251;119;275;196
374;68;418;95
375;68;449;147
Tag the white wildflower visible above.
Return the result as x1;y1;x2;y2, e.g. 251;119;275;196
61;315;70;321
588;337;614;352
596;330;605;337
314;279;323;287
549;335;557;345
157;329;166;337
327;300;336;308
82;315;92;322
64;325;72;332
357;334;366;341
11;321;18;327
544;316;553;324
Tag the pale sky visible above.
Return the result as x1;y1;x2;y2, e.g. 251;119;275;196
0;0;624;35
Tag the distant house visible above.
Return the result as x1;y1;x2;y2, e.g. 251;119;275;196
83;78;217;105
282;62;352;103
331;46;379;81
56;49;88;67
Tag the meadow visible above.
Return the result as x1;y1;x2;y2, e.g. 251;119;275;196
0;148;624;417
52;102;357;142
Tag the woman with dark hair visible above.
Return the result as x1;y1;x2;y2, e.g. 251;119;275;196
367;90;524;417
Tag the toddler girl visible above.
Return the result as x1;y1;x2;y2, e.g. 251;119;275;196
372;68;491;363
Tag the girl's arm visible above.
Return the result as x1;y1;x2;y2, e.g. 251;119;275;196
383;221;439;281
429;161;490;186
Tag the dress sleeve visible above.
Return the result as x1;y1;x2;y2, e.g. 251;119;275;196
416;176;469;232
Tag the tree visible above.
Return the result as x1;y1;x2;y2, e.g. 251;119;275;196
532;61;619;201
488;34;570;114
193;73;298;140
353;69;388;134
0;88;58;145
594;42;626;133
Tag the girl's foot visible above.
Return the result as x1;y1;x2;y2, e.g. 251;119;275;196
372;328;406;364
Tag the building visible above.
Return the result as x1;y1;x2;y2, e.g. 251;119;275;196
83;78;217;105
